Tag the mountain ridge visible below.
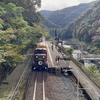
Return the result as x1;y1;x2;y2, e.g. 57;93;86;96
40;2;93;28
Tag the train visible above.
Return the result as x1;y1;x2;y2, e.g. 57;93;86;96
32;41;48;71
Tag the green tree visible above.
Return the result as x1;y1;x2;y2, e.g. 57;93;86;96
0;2;42;69
65;47;73;54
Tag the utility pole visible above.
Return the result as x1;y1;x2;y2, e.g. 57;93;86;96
55;29;58;46
55;29;57;40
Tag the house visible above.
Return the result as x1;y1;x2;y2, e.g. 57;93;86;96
72;50;82;60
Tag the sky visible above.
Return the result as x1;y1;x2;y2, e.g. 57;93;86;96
40;0;96;11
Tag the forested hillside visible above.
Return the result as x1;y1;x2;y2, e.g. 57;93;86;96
47;3;93;27
60;0;100;53
43;18;60;28
40;10;53;18
0;0;50;82
0;0;42;26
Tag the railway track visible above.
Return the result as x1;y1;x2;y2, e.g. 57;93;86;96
24;40;90;100
0;39;92;100
25;71;48;100
33;71;45;100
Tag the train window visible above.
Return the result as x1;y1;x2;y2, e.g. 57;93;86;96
34;49;47;54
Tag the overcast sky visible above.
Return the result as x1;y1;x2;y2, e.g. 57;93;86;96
40;0;96;11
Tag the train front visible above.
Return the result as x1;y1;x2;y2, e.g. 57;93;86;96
32;47;48;71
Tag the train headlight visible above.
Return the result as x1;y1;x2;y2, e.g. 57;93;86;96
36;56;38;58
43;56;45;58
38;61;43;65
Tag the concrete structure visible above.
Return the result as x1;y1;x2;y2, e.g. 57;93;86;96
58;43;71;49
72;50;82;60
63;44;71;48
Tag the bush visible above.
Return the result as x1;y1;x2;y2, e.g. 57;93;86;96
88;64;100;77
65;47;73;54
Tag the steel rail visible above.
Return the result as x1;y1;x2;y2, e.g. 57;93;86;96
43;72;45;100
32;72;37;100
33;72;45;100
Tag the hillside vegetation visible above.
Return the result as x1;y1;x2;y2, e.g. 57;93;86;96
40;10;53;18
47;3;92;28
60;0;100;53
0;0;48;82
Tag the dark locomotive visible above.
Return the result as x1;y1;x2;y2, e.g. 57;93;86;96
32;44;48;71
